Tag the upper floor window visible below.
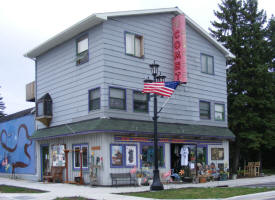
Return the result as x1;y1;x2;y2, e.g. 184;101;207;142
76;35;89;65
36;93;52;127
37;102;44;117
73;144;88;169
133;91;149;113
89;88;100;111
201;54;214;74
125;32;144;58
214;104;225;121
109;87;126;110
200;101;211;119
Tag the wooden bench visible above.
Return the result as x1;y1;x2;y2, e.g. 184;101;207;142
43;166;64;183
110;173;136;186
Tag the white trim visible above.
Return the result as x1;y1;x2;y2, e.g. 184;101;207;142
24;7;234;59
73;144;89;169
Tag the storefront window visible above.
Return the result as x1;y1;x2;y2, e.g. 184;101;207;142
197;146;207;166
188;145;197;176
141;144;164;168
211;148;224;160
52;144;65;167
110;144;123;167
73;144;88;169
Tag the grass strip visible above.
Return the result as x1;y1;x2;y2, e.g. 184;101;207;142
0;184;46;193
54;197;95;200
123;187;275;199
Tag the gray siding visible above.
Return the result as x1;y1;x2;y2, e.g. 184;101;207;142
36;24;104;129
36;13;228;129
101;13;227;127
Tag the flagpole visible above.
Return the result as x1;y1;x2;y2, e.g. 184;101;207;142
158;97;171;114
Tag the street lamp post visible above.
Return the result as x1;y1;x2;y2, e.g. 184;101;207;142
145;61;165;191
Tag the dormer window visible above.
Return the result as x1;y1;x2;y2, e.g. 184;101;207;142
76;35;89;65
37;101;44;117
36;93;52;126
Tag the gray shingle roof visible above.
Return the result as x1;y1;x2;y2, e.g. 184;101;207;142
31;118;235;140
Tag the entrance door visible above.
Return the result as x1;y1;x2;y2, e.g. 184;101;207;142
40;145;49;180
170;144;197;176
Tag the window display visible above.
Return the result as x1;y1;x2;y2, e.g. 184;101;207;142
180;146;189;166
197;146;207;166
141;144;164;168
125;145;137;167
110;144;123;167
52;144;65;167
211;148;224;160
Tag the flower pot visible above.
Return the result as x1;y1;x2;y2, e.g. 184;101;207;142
137;178;142;186
199;177;207;183
232;174;237;180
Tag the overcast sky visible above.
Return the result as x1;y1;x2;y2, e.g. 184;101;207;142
0;0;274;115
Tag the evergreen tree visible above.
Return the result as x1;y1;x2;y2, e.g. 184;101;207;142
266;16;275;71
0;90;5;117
210;0;275;172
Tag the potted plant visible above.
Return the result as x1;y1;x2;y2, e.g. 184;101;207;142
179;169;185;181
136;172;143;186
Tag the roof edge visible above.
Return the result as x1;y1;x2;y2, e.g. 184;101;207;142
24;14;105;59
183;14;235;59
0;107;35;123
24;7;234;59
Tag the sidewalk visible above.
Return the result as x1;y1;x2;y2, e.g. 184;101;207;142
1;175;275;200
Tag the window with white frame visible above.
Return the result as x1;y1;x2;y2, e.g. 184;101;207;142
125;32;144;58
201;54;214;74
109;87;126;110
215;104;225;121
76;35;89;65
73;144;88;169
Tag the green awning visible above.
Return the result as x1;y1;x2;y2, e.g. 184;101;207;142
31;118;235;140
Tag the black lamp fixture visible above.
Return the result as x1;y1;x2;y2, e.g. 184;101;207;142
150;61;159;77
156;73;166;82
144;77;153;83
145;61;164;191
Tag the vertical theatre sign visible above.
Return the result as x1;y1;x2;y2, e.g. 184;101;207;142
172;14;187;83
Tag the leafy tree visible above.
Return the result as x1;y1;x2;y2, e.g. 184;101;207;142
210;0;275;172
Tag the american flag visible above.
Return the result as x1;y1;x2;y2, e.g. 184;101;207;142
142;81;180;97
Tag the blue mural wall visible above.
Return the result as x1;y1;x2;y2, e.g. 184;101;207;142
0;114;35;174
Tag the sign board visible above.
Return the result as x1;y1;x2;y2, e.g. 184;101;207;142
172;14;187;83
91;146;101;151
